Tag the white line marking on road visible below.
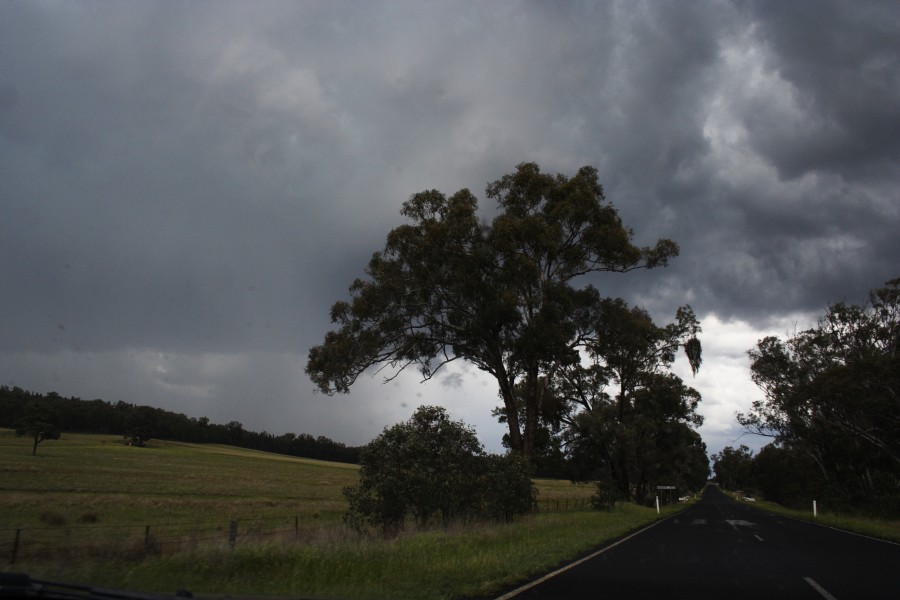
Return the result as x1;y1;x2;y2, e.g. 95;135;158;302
494;516;673;600
726;519;757;529
804;576;838;600
754;534;764;542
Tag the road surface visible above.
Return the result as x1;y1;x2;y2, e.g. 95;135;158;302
500;486;900;599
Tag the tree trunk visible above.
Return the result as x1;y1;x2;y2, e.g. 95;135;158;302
498;378;525;457
522;366;540;462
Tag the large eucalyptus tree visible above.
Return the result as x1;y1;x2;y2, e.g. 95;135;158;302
307;162;681;458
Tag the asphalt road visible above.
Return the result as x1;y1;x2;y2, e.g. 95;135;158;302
500;486;900;599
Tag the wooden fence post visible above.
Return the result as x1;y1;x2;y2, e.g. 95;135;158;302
10;529;21;565
229;520;238;550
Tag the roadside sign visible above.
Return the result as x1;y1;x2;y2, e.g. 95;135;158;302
657;485;676;489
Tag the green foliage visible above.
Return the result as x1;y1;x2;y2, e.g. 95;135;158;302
344;406;535;535
554;296;707;504
14;401;62;456
477;454;536;523
566;381;708;505
711;445;754;491
307;163;681;458
125;405;157;447
590;481;620;512
751;443;825;507
740;278;900;515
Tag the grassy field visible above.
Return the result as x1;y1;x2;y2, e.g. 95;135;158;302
1;430;358;527
0;429;680;599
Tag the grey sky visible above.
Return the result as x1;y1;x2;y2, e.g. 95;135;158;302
2;0;898;457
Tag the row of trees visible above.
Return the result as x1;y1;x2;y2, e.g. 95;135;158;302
0;386;360;463
714;279;899;516
307;163;709;505
712;444;830;510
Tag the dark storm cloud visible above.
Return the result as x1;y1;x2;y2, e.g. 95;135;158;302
743;0;900;180
603;0;900;323
0;1;366;354
1;0;898;455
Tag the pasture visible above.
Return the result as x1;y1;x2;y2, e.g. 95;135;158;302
1;430;358;529
0;429;669;599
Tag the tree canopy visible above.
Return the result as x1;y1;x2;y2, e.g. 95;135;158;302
711;445;754;492
14;401;61;456
740;278;900;514
307;162;694;458
554;298;706;502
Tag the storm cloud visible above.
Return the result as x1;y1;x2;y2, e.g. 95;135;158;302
2;0;897;456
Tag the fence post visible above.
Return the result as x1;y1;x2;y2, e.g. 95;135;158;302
294;516;299;539
229;520;238;550
144;525;151;550
10;529;21;565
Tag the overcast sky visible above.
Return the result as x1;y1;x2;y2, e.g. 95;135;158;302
2;0;898;459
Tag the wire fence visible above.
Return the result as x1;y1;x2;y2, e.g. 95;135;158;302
533;497;592;513
3;499;592;565
2;515;320;566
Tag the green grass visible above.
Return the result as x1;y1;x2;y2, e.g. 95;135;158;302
0;429;358;528
1;429;684;599
12;506;675;600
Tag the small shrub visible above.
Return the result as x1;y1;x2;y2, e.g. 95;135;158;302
39;510;67;526
343;481;405;537
77;512;100;523
591;482;619;512
477;454;535;523
344;406;535;535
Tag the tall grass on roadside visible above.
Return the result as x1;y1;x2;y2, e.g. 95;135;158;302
748;499;900;543
14;504;679;600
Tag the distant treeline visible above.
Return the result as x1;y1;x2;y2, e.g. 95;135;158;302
0;386;360;464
